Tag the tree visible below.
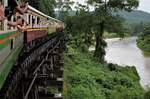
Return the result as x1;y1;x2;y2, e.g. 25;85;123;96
56;0;74;21
87;0;139;62
133;22;144;35
28;0;56;17
65;7;94;50
144;23;150;35
105;15;127;38
39;0;56;17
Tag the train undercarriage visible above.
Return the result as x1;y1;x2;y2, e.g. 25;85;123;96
0;32;66;99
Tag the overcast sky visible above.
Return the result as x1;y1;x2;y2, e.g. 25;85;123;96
138;0;150;13
73;0;150;13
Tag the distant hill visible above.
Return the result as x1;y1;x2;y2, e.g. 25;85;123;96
55;10;150;24
113;10;150;24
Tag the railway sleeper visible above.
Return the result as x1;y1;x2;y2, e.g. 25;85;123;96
39;92;63;99
0;33;65;99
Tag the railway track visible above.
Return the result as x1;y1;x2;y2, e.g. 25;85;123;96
0;32;66;99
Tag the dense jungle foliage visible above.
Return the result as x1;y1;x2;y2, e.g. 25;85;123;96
63;48;145;99
137;24;150;53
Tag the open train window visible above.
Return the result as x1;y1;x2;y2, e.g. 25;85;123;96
28;14;31;25
32;16;35;25
0;20;4;31
0;0;4;31
7;0;18;21
37;17;40;24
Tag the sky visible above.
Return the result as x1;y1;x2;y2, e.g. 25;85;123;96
73;0;150;13
138;0;150;13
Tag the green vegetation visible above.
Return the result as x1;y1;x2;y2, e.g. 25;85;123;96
113;10;150;36
137;24;150;53
144;89;150;99
61;0;149;98
64;48;144;99
137;34;150;53
104;32;118;38
104;32;130;39
113;10;150;24
56;10;150;37
65;0;139;62
56;10;150;24
28;0;150;98
28;0;56;17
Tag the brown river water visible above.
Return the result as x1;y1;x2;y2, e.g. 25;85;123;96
105;37;150;88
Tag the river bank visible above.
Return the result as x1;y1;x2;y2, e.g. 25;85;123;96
105;37;150;88
64;48;144;99
137;34;150;54
103;32;131;39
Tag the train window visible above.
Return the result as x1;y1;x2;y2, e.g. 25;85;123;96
0;0;4;31
10;39;13;49
37;17;40;24
7;0;18;21
32;16;35;25
0;21;3;31
11;15;17;30
39;18;41;26
28;14;31;25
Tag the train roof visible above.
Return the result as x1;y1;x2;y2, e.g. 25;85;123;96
28;6;62;23
15;0;62;23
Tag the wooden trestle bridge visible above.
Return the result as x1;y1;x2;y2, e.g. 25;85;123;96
0;32;66;99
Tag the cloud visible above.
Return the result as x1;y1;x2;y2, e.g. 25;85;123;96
73;0;150;13
138;0;150;13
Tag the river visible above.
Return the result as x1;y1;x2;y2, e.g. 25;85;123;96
105;37;150;88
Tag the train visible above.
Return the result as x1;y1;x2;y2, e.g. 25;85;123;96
0;0;64;90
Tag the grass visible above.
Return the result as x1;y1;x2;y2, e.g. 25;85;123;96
63;48;144;99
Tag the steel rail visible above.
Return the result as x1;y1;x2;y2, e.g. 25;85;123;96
24;73;37;99
23;38;62;99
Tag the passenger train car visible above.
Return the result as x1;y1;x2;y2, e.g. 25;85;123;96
0;0;64;90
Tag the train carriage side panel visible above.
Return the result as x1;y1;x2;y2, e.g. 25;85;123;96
24;28;48;43
0;31;23;89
